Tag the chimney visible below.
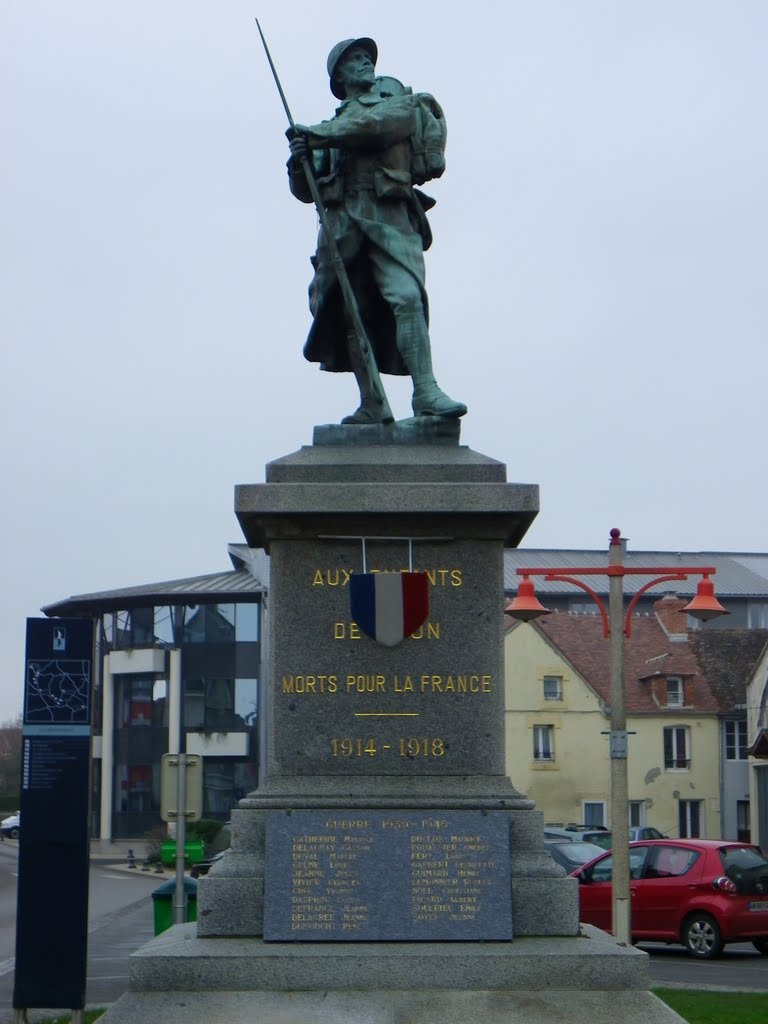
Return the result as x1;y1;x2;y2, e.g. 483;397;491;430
653;593;689;638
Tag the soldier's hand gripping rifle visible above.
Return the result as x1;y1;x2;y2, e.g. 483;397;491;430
255;19;394;425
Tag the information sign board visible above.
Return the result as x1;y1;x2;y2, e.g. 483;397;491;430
13;618;93;1012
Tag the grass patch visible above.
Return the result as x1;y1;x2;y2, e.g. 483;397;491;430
33;1012;105;1024
654;988;768;1023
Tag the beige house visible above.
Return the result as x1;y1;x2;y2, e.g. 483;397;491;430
747;639;768;849
504;597;721;838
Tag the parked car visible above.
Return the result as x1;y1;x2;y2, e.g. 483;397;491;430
629;826;663;841
545;840;604;874
545;825;662;850
571;839;768;958
189;850;227;879
544;826;613;850
0;813;20;840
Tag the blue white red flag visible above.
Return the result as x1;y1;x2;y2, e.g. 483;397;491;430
349;572;429;647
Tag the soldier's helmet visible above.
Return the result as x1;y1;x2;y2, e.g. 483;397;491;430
327;37;378;99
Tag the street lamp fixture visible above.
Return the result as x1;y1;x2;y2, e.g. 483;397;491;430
506;528;727;947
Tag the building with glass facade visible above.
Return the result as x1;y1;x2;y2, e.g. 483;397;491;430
42;545;266;840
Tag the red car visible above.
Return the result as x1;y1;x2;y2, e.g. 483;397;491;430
571;839;768;958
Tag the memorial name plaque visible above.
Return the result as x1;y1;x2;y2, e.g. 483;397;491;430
264;810;512;941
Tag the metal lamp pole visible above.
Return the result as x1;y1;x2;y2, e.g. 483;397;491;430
608;530;630;945
507;528;727;947
171;607;187;926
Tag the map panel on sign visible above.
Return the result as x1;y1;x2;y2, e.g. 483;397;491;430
24;659;91;724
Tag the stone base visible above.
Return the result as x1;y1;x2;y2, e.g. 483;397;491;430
97;926;685;1024
98;989;684;1024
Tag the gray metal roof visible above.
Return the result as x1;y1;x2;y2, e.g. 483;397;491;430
503;549;768;597
42;566;264;617
41;544;768;618
228;544;271;587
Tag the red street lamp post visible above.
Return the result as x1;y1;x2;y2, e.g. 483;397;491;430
507;528;727;946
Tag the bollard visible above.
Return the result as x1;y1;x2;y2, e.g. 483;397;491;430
154;858;165;874
141;858;151;872
127;848;137;869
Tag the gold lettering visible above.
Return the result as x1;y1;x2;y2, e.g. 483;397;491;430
346;674;386;693
320;567;461;588
413;673;491;695
282;675;338;694
312;569;353;587
333;621;364;639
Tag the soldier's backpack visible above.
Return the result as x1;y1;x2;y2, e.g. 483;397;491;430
374;76;447;185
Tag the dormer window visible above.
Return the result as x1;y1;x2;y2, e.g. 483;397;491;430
666;676;684;707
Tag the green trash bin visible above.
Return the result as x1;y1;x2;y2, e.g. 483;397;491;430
152;877;198;935
160;839;205;866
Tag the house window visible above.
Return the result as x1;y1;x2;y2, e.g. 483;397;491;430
629;801;647;828
679;799;703;838
533;725;555;762
234;678;258;728
202;759;259;816
235;602;260;641
664;726;690;769
120;677;154;727
583;801;606;827
747;602;768;628
183;604;236;644
116;763;155;814
542;675;563;701
725;720;748;760
737;801;751;843
184;678;237;731
666;677;684;707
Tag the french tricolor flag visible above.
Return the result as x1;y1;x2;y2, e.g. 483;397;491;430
349;572;429;647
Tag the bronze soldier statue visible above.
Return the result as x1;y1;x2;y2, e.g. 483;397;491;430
287;38;466;425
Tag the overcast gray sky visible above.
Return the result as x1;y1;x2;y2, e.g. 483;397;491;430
2;1;766;719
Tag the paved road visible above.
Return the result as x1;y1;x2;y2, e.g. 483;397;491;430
642;941;768;990
0;844;159;1023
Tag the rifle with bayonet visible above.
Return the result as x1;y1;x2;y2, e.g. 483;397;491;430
255;18;394;425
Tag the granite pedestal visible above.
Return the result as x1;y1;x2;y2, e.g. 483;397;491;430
98;429;684;1024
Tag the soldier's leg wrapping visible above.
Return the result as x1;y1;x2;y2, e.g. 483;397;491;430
370;248;466;418
394;310;467;418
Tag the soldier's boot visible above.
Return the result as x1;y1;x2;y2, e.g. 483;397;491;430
341;330;394;425
396;313;467;418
